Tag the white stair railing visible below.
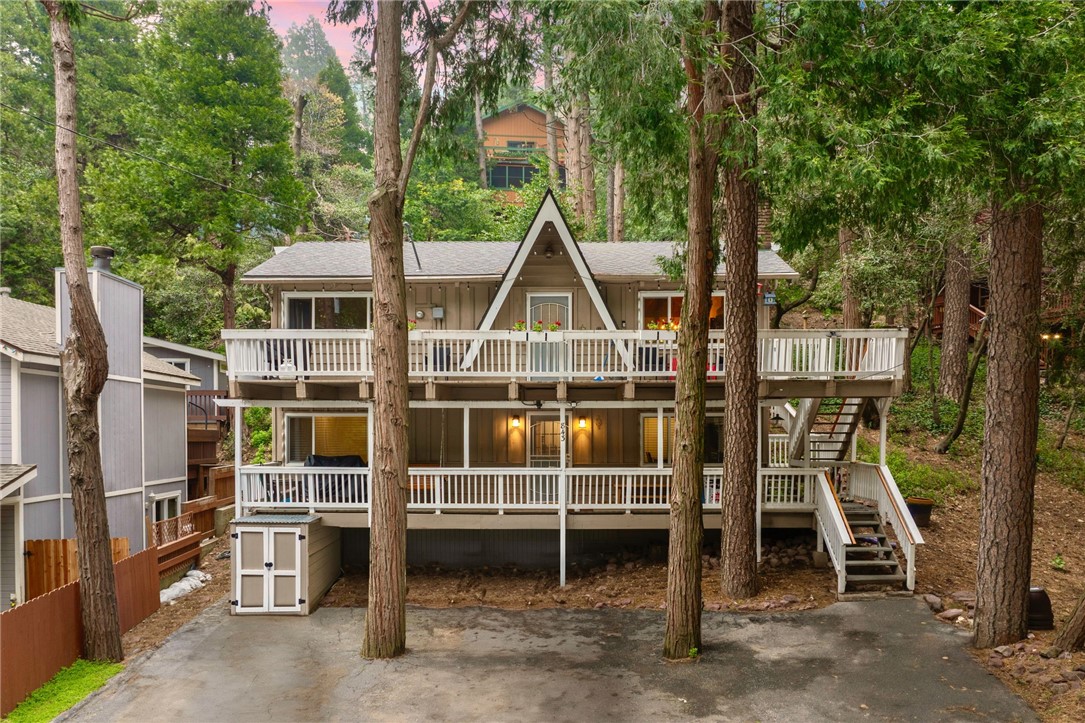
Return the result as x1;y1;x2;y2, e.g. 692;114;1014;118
848;462;924;590
814;470;856;594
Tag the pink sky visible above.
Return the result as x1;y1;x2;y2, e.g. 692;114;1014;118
266;1;358;67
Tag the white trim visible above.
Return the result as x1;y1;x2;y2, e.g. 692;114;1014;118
143;372;195;386
150;491;182;522
1;498;26;604
243;275;502;285
20;493;63;504
105;487;143;499
145;476;187;487
11;358;22;465
526;291;573;328
143;381;190;393
525;411;561;469
156;358;191;373
107;374;143;384
143;336;226;362
638;290;725;330
217;398;725;410
20;367;60;377
476;192;617;334
281;291;373;329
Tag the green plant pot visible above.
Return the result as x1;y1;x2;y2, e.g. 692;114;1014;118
906;497;934;527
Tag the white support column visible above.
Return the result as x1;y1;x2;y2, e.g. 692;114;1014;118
234;408;244;516
559;406;567;587
656;406;664;470
851;431;858;463
879;409;888;466
463;407;470;469
755;471;762;562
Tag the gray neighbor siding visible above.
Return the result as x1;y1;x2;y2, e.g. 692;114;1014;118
0;356;11;464
144;346;218;390
1;505;15;604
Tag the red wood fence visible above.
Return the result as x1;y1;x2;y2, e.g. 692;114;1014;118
24;538;131;600
0;547;160;716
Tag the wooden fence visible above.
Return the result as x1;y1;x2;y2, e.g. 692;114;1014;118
148;513;204;576
24;538;131;601
0;547;160;716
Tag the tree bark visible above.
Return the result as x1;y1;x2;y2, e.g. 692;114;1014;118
719;0;759;601
939;239;971;402
220;264;237;330
43;0;123;663
936;317;988;454
564;99;582;216
770;267;819;329
578;93;595;227
973;193;1043;649
291;94;308;240
1052;590;1085;653
605;163;615;242
474;87;487;189
613;158;625;241
839;227;861;328
363;0;409;660
663;0;723;661
544;56;560;188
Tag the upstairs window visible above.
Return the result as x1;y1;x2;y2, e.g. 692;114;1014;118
640;293;725;330
488;164;536;189
507;140;536;149
285;294;371;330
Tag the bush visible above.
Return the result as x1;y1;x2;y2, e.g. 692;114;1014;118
244;407;272;464
855;438;975;504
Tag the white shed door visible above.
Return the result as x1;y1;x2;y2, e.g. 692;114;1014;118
234;527;303;613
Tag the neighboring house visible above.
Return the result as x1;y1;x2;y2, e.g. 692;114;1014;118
0;254;198;605
143;337;226;391
222;192;920;615
482;103;565;192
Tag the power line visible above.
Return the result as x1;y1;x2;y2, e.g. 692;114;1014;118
0;100;312;218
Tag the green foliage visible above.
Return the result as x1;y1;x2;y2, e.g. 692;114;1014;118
1037;430;1085;494
244;407;272;464
317;56;371;165
1050;553;1067;572
282;15;337;81
5;659;123;723
855;438;975;505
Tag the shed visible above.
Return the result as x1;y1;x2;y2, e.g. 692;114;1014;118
230;514;340;615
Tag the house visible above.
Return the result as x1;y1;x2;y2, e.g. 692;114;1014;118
482;103;564;193
0;250;199;605
221;193;921;615
143;337;226;391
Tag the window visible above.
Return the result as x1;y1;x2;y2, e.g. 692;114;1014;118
488;164;536;189
641;414;724;466
152;494;180;522
507;140;536;149
640;293;725;330
286;415;368;464
284;294;371;330
161;358;190;372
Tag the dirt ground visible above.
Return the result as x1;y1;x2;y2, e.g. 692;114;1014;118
121;536;232;658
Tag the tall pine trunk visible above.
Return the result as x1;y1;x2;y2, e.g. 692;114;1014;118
663;0;721;661
719;0;759;600
577;93;595;226
840;227;861;328
43;0;123;663
613;158;625;241
474;88;487;189
939;239;971;401
544;56;559;188
973;193;1042;649
220;264;237;330
363;0;409;659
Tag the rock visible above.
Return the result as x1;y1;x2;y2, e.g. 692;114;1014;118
781;594;800;604
987;657;1004;669
1039;646;1061;659
615;598;633;607
993;645;1014;658
812;551;829;569
1050;682;1070;695
923;594;944;612
594;602;606;609
767;557;781;568
938;608;965;621
1075;664;1085;673
606;563;618;573
624;562;636;571
705;602;722;611
1063;670;1085;681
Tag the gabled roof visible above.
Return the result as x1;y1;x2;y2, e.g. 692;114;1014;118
581;244;799;280
483;102;548;121
0;464;36;499
0;295;200;383
144;336;226;362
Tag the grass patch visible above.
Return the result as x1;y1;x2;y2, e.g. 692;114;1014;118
4;659;123;723
1037;430;1085;494
855;438;975;505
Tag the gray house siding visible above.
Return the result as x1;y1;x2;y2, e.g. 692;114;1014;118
101;379;143;495
106;493;145;553
144;387;187;483
20;372;61;500
1;357;11;464
1;505;15;604
23;498;62;540
144;346;219;390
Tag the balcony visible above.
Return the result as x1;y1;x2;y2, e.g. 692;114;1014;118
222;328;906;386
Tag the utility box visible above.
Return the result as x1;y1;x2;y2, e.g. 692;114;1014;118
230;515;340;616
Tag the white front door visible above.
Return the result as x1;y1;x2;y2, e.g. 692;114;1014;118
233;527;303;614
528;414;562;503
527;293;571;378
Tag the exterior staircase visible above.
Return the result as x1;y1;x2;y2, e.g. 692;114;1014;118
841;502;907;589
788;397;868;466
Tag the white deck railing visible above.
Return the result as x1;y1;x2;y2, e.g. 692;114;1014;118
223;328;906;383
768;434;789;467
238;465;822;516
813;471;856;594
848;462;924;590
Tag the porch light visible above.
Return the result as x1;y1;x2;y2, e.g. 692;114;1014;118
578;416;587;429
512;415;521;428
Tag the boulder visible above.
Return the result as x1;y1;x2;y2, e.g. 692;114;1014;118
924;594;944;613
993;645;1014;658
937;608;965;621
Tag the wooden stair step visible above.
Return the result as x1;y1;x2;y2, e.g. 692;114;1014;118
846;573;907;583
845;559;900;568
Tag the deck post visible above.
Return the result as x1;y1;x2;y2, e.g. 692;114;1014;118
234;404;244;516
559;406;567;587
366;402;374;515
877;398;889;465
755;470;762;562
463;407;470;469
656;406;664;469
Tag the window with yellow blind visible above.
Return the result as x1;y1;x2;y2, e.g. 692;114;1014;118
286;415;367;464
641;415;674;466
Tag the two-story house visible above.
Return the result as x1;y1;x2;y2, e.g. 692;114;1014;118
221;193;921;615
482;103;564;195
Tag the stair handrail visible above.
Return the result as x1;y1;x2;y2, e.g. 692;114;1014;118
814;470;855;594
873;464;924;590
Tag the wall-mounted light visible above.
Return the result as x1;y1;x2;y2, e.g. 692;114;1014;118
512;415;521;428
578;416;587;429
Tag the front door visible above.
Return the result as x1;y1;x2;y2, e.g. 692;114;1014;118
234;527;302;614
527;293;571;378
528;415;562;503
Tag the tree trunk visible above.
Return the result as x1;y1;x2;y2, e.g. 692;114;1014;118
939;239;971;401
544;58;560;188
1055;397;1076;450
973;193;1043;649
927;319;941;427
43;0;123;663
605;163;615;242
663;0;721;661
474;87;487;189
613;158;625;241
840;227;860;328
578;93;595;228
719;0;759;601
291;94;308;239
362;0;409;660
565;101;582;217
1052;590;1085;653
936;317;988;454
221;264;237;330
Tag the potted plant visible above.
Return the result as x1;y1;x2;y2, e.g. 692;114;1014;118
905;496;934;527
407;318;417;331
512;319;527;331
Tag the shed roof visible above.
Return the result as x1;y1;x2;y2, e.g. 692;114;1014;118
0;464;37;499
243;241;798;283
0;295;200;383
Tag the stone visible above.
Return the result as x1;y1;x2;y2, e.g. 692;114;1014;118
704;602;722;612
938;609;965;621
615;598;633;607
987;657;1004;669
624;562;635;571
767;557;781;568
605;563;618;573
1050;683;1070;695
594;602;606;609
811;551;829;569
1063;670;1085;681
781;594;800;604
993;645;1014;658
1039;647;1061;659
923;594;943;613
951;590;976;602
1075;664;1085;673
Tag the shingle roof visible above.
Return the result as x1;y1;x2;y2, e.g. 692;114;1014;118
0;295;200;382
244;241;798;281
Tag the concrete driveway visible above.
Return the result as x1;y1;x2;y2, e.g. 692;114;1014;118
68;599;1034;722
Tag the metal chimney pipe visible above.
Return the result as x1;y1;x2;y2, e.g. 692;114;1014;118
90;245;115;272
